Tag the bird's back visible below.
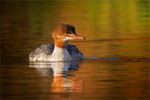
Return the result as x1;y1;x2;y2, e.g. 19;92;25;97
29;44;54;61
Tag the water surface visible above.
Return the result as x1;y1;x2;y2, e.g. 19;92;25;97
1;0;149;100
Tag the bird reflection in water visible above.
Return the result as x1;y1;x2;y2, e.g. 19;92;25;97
29;61;84;92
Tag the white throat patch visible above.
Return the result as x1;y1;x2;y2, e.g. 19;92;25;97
63;37;74;41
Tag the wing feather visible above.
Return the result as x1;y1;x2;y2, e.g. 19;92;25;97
67;44;84;61
29;44;54;60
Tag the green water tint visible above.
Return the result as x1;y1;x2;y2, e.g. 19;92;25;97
1;0;149;100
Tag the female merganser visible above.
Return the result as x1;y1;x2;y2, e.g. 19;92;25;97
29;24;85;61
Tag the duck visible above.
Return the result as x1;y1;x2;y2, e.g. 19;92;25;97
29;24;85;62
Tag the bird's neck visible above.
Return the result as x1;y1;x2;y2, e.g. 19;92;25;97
54;40;68;48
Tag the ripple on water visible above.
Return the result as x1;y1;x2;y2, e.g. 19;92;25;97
85;57;120;61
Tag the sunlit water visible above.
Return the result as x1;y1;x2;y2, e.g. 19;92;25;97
1;1;149;100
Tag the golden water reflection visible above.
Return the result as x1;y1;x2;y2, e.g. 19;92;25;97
29;61;84;92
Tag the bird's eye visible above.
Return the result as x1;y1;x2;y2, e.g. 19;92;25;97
66;32;69;34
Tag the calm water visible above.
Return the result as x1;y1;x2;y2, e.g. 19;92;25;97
1;0;149;100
